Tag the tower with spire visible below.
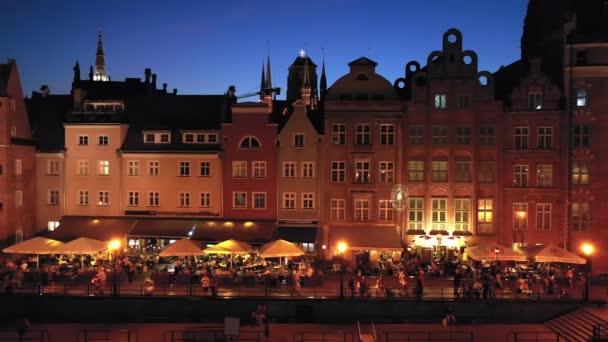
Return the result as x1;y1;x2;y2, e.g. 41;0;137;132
287;50;318;105
301;56;312;105
93;29;109;81
320;56;327;101
260;55;274;106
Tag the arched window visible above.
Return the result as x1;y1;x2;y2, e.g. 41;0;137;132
239;136;261;148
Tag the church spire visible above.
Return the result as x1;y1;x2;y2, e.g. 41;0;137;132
94;29;108;81
265;55;272;89
301;53;312;105
260;62;266;100
73;60;81;84
320;56;327;95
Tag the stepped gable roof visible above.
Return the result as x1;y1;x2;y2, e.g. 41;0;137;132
120;94;226;152
26;93;72;152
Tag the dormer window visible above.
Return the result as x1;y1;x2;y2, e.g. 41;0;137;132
84;101;125;113
208;134;218;143
197;134;205;143
239;136;261;148
143;132;171;144
183;133;195;143
528;91;543;110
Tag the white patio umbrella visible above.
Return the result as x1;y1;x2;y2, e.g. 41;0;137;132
52;237;109;268
258;239;305;258
159;239;205;257
3;237;64;268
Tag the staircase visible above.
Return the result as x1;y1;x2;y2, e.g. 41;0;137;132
545;308;608;342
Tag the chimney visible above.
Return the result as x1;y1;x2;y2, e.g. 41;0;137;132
152;74;157;88
145;68;151;83
162;83;167;92
173;88;178;95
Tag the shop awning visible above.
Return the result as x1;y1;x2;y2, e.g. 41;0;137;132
405;229;426;235
192;220;276;244
128;219;198;238
277;227;318;243
45;217;137;242
330;226;402;251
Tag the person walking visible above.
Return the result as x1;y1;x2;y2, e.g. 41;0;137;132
375;274;384;297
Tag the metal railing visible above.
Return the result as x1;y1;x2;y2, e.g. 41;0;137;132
293;331;355;342
164;329;263;342
0;330;49;342
77;330;137;342
509;332;561;342
384;331;474;342
593;323;608;341
2;283;585;301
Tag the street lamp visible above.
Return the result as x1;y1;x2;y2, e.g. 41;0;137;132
108;239;121;296
337;242;348;299
581;243;594;300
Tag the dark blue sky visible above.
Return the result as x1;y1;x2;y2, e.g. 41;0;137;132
1;0;528;98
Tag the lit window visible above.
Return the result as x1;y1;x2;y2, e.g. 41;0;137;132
354;199;370;221
536;203;551;230
572;161;590;185
408;198;424;230
232;161;247;178
283;192;296;209
97;160;110;176
454;198;470;232
98;191;109;206
408;160;424;182
431;160;448;182
379;200;393;221
478;199;493;234
434;94;447;109
47;221;60;231
513;203;528;229
576;89;587;107
431;198;447;230
331;199;345;220
240;136;261;148
233;192;247;208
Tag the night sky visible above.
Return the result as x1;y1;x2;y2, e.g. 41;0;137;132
1;0;527;98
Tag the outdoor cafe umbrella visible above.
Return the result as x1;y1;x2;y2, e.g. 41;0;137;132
258;239;304;258
52;237;109;268
204;239;253;267
518;244;586;264
2;237;64;268
465;243;526;262
159;239;205;257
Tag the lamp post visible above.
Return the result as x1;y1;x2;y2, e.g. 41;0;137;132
581;243;594;301
337;242;347;299
108;239;121;297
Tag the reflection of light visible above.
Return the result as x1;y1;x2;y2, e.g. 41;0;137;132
337;242;347;253
244;221;254;227
494;248;501;254
188;231;193;236
169;239;176;244
224;222;234;227
92;219;100;224
208;221;216;227
581;243;595;256
396;191;403;201
322;245;326;250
